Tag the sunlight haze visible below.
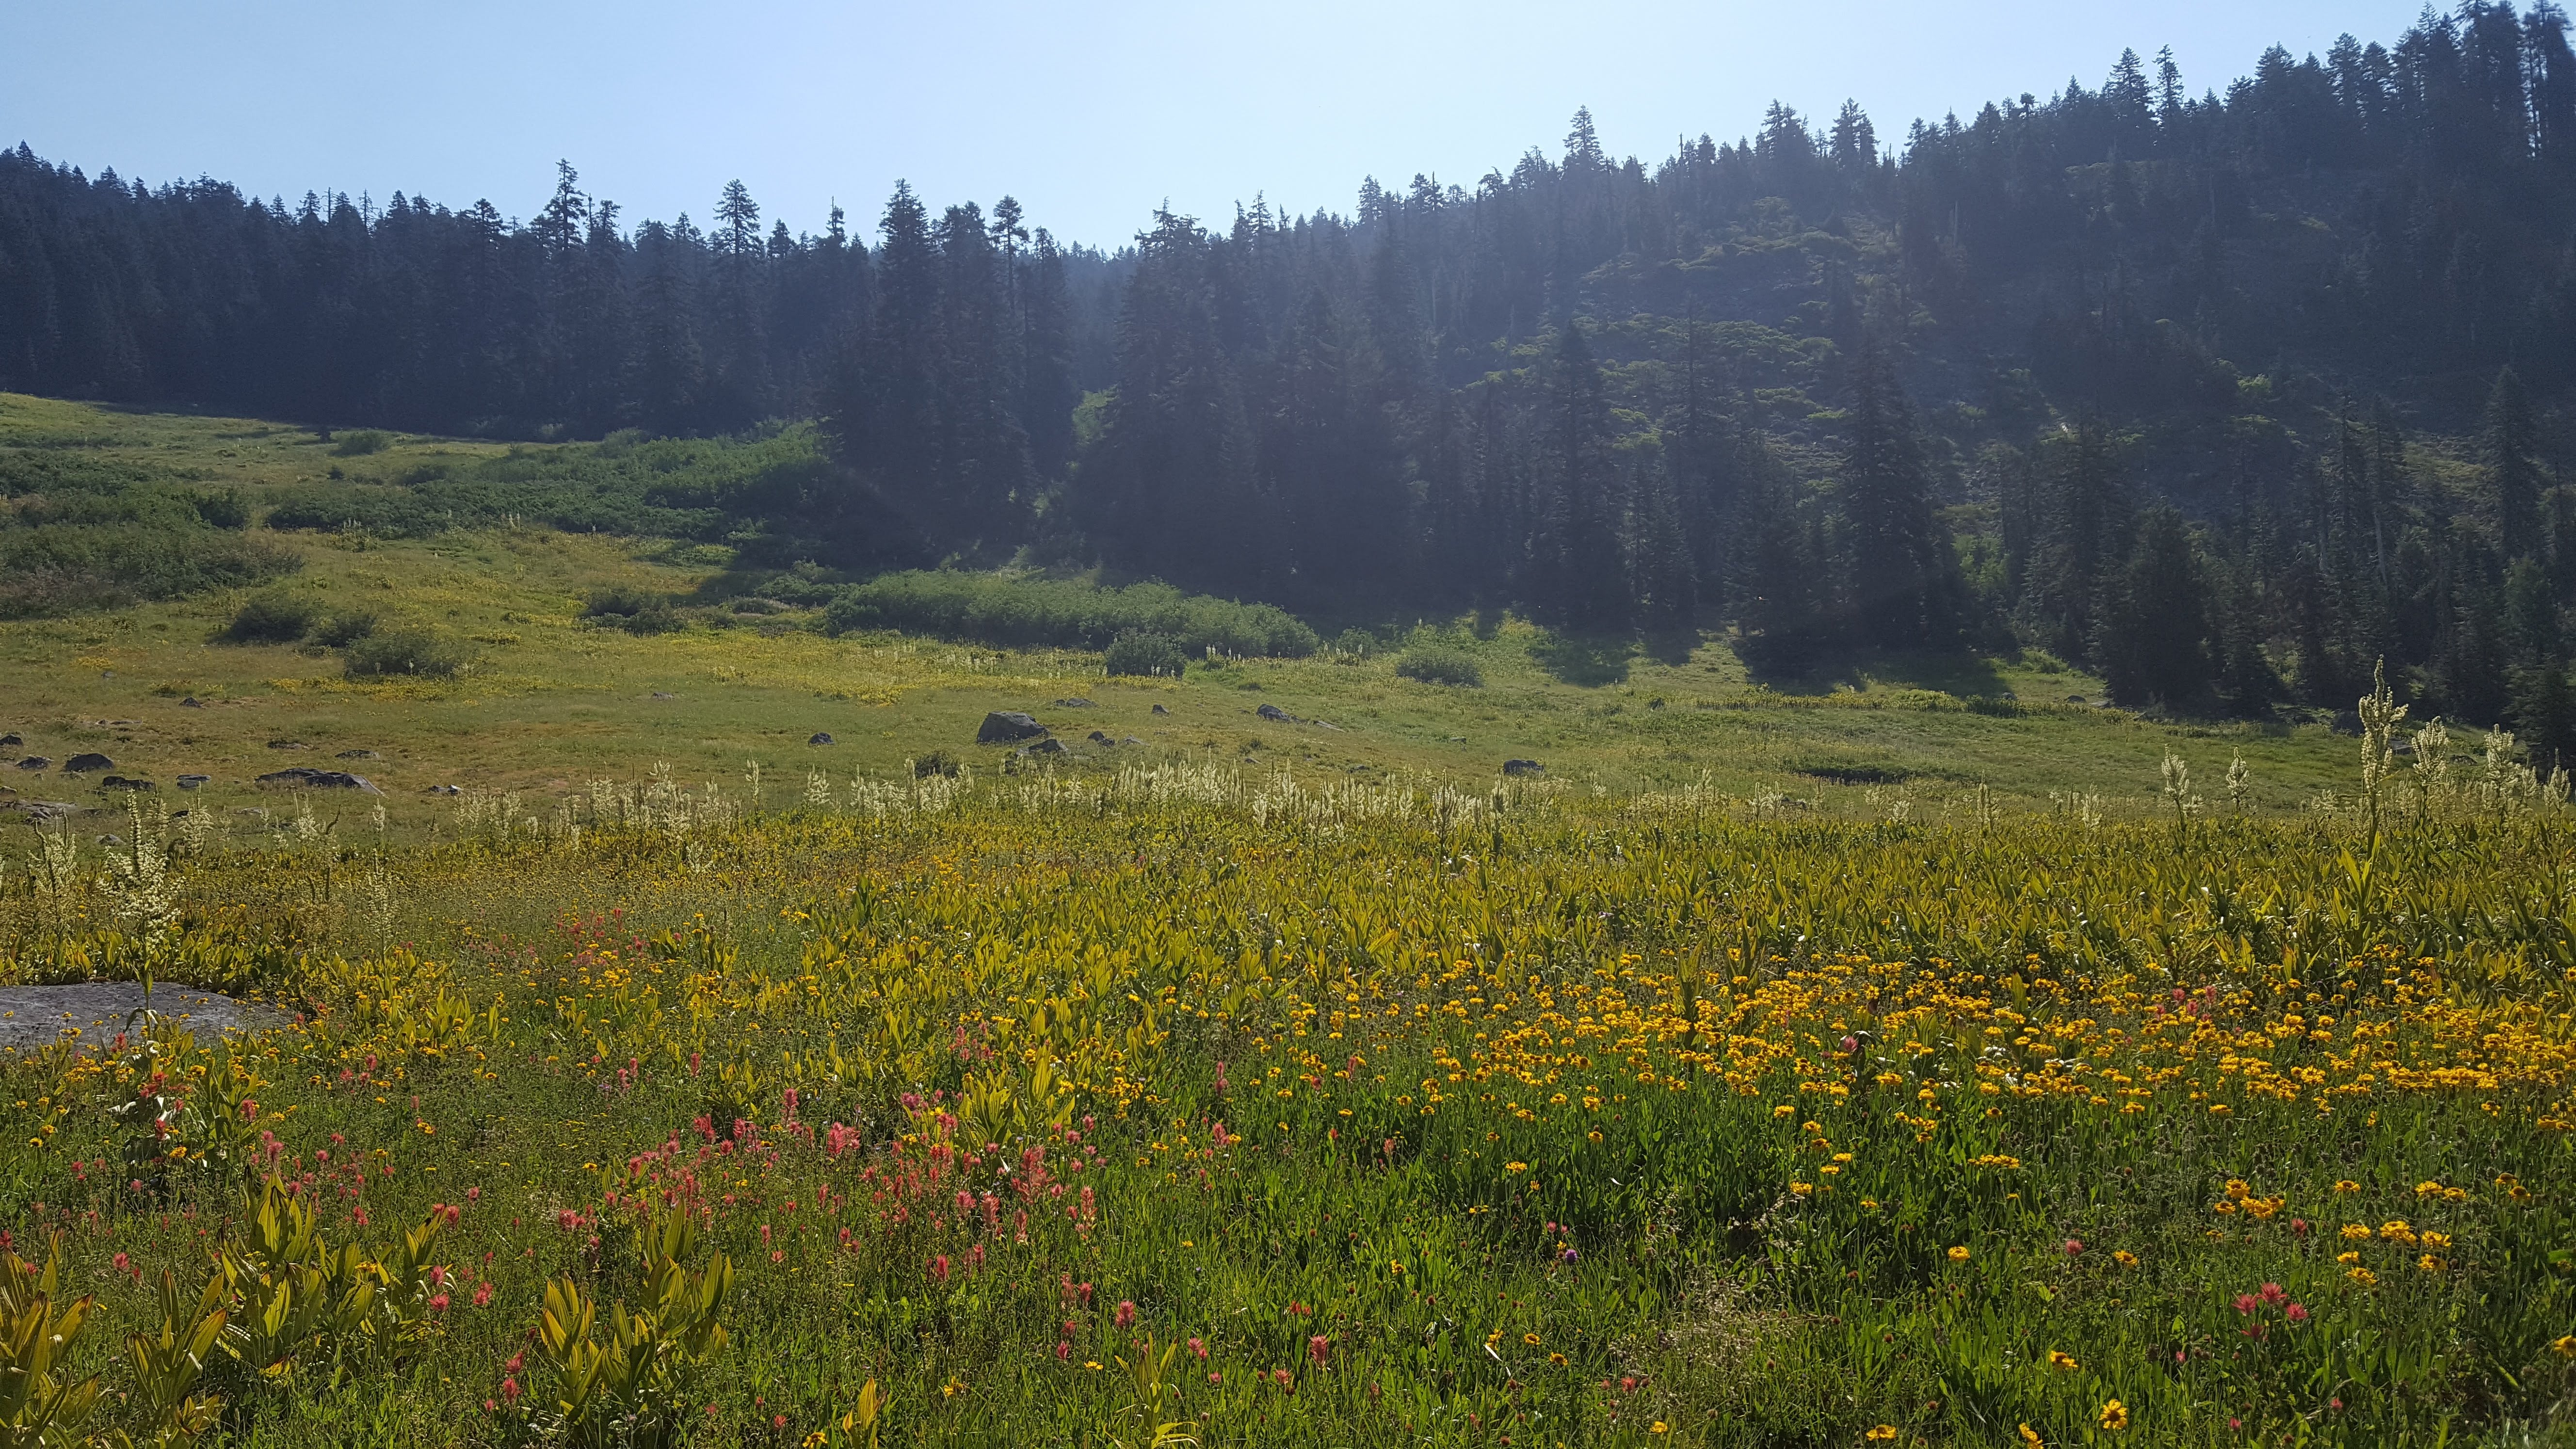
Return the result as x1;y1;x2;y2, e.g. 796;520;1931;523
7;0;2430;245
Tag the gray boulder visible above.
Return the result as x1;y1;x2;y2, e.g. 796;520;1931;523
336;749;380;760
3;801;80;821
15;758;47;771
0;734;18;746
1088;730;1111;743
977;711;1047;744
63;754;113;773
267;740;308;751
1019;737;1068;757
176;775;210;790
1502;759;1544;776
808;732;834;745
97;775;154;791
1053;697;1096;708
256;768;382;794
1255;703;1293;722
1151;704;1170;715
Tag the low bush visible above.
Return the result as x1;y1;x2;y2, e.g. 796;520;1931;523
582;586;657;618
188;488;250;530
584;587;682;635
330;429;393;457
1396;645;1483;687
313;610;379;647
1103;630;1188;678
344;627;467;678
824;572;1319;658
220;591;317;644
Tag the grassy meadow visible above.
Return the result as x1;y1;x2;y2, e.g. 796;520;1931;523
6;394;2576;1447
0;393;2365;838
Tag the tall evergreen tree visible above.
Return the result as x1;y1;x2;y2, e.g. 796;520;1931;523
2095;506;2213;707
1530;322;1628;631
2487;366;2543;554
1838;340;1950;649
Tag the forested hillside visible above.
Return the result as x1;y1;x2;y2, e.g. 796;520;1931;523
6;5;2576;756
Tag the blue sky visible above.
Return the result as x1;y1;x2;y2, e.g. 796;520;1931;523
6;1;2433;250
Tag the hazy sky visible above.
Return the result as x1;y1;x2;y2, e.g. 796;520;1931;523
7;1;2434;251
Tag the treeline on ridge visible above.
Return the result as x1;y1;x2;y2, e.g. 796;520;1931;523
5;5;2576;762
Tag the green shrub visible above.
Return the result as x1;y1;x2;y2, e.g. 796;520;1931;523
583;586;656;618
344;627;467;679
913;750;960;778
0;524;300;618
1104;630;1189;678
331;430;393;457
189;489;250;530
313;610;378;647
221;592;317;644
1332;628;1377;658
1396;646;1483;687
824;572;1319;658
620;603;684;635
584;587;682;635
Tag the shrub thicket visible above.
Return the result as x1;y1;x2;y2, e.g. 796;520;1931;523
824;572;1318;658
268;427;823;542
313;610;378;646
344;627;467;678
1103;630;1189;678
219;591;317;644
584;586;683;635
1396;645;1484;686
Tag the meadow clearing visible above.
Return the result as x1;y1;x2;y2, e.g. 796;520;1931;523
5;395;2576;1446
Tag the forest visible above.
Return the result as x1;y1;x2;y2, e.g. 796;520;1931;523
5;4;2576;757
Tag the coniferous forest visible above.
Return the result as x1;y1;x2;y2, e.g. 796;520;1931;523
7;6;2576;757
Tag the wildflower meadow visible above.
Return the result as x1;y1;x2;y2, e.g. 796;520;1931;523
3;697;2576;1447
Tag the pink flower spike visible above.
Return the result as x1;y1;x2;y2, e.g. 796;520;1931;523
2283;1302;2309;1324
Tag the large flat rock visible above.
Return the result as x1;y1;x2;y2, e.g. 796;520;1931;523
0;982;290;1053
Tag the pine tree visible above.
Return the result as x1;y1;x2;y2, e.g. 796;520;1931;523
2487;366;2542;554
1734;475;1827;674
2094;507;2212;707
1838;340;1950;649
2512;662;2576;777
1531;322;1628;631
1020;230;1078;485
1635;458;1699;638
